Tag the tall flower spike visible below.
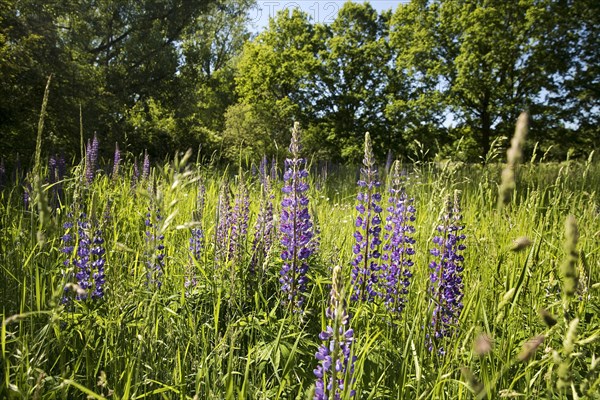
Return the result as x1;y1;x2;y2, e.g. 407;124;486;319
187;183;205;289
429;190;466;352
112;142;121;179
85;134;99;184
61;212;106;301
314;266;356;399
142;150;150;181
280;122;314;311
229;177;250;261
250;162;275;278
215;181;232;265
351;132;383;302
382;161;415;316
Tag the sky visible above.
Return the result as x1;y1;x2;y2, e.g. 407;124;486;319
248;1;410;31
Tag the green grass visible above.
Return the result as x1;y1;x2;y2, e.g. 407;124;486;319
1;156;599;399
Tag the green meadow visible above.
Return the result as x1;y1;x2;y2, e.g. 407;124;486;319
1;143;599;399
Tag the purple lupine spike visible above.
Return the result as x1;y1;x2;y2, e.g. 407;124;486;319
85;134;99;184
429;190;466;352
60;212;105;301
350;132;383;302
259;155;269;189
112;142;121;179
90;227;106;299
280;122;314;312
145;206;165;288
142;151;150;181
314;266;356;399
229;178;250;261
250;169;275;277
187;182;206;288
381;161;416;316
215;181;232;265
73;215;92;299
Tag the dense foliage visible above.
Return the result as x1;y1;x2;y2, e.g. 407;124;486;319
1;0;598;167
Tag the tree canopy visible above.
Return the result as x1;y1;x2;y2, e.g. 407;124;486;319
0;0;597;167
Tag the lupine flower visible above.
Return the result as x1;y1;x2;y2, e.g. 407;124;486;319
85;134;99;184
145;207;165;288
187;183;206;288
61;212;106;301
314;265;356;399
351;132;383;302
142;151;150;181
132;160;140;188
215;181;232;264
112;143;121;179
429;191;466;351
381;161;415;316
280;122;314;311
229;178;250;261
250;158;275;277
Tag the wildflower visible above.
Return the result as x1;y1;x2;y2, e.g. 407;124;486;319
141;151;150;181
250;158;275;277
314;266;356;399
280;122;314;311
62;212;106;301
351;132;383;302
229;178;250;261
429;191;466;350
186;183;205;289
85;134;99;184
382;161;415;315
112;143;121;179
215;181;232;264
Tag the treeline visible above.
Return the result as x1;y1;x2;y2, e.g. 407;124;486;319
1;0;598;167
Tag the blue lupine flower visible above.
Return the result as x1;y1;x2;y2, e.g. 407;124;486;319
229;179;249;261
62;212;106;301
142;151;150;181
85;134;99;184
215;181;232;265
382;161;416;316
314;266;356;399
112;143;121;179
250;159;274;277
280;122;314;311
429;191;466;351
351;133;383;302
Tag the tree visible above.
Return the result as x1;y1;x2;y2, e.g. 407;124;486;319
390;0;580;161
312;2;393;162
231;8;321;162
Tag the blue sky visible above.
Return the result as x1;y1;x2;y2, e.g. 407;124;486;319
248;1;410;31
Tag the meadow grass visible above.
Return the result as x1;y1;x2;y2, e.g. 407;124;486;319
1;154;599;399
